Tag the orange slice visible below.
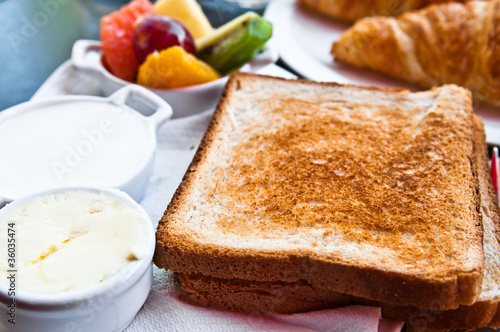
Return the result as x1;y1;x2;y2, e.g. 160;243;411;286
137;46;221;89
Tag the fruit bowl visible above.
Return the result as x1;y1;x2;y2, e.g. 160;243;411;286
0;85;172;206
71;39;278;118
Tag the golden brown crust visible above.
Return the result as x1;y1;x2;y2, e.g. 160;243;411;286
297;0;469;23
154;73;483;310
387;116;500;330
173;272;495;329
175;272;493;331
397;2;474;86
473;117;500;330
490;307;500;327
159;244;481;309
475;0;500;105
174;272;351;314
332;0;500;107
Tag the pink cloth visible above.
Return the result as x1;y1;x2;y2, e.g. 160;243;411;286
271;306;403;332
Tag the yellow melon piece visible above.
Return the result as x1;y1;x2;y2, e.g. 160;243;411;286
196;11;259;50
154;0;213;39
137;46;220;89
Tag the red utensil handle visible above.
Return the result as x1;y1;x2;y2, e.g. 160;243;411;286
491;147;499;201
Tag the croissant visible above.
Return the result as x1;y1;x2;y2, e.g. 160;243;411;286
332;0;500;107
298;0;470;22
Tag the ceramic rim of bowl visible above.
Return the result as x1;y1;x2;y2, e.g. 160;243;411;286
0;186;155;309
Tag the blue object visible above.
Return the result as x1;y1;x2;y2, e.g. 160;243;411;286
0;0;130;111
0;0;82;110
198;0;265;27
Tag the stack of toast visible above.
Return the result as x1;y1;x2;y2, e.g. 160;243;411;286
154;73;500;331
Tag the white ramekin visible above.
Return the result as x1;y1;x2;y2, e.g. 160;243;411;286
71;39;279;118
0;187;155;332
0;85;172;206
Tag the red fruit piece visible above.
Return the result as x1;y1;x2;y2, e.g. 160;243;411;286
100;0;154;82
133;14;196;64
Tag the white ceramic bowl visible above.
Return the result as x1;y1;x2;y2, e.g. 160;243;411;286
0;85;172;206
71;39;279;118
0;187;155;332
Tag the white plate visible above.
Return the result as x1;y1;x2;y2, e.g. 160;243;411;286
264;0;500;145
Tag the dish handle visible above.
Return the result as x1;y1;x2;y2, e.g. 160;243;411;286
71;39;104;75
108;85;173;130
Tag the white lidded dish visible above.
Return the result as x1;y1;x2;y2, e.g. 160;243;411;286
71;39;279;118
0;85;172;206
0;186;155;332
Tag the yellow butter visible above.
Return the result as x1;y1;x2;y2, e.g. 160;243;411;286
0;190;147;294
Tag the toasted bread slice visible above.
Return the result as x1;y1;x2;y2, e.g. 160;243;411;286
173;272;390;329
169;116;500;331
154;73;483;310
173;272;351;314
382;116;500;330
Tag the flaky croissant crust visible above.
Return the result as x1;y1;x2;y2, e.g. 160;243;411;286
332;0;500;107
298;0;470;22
